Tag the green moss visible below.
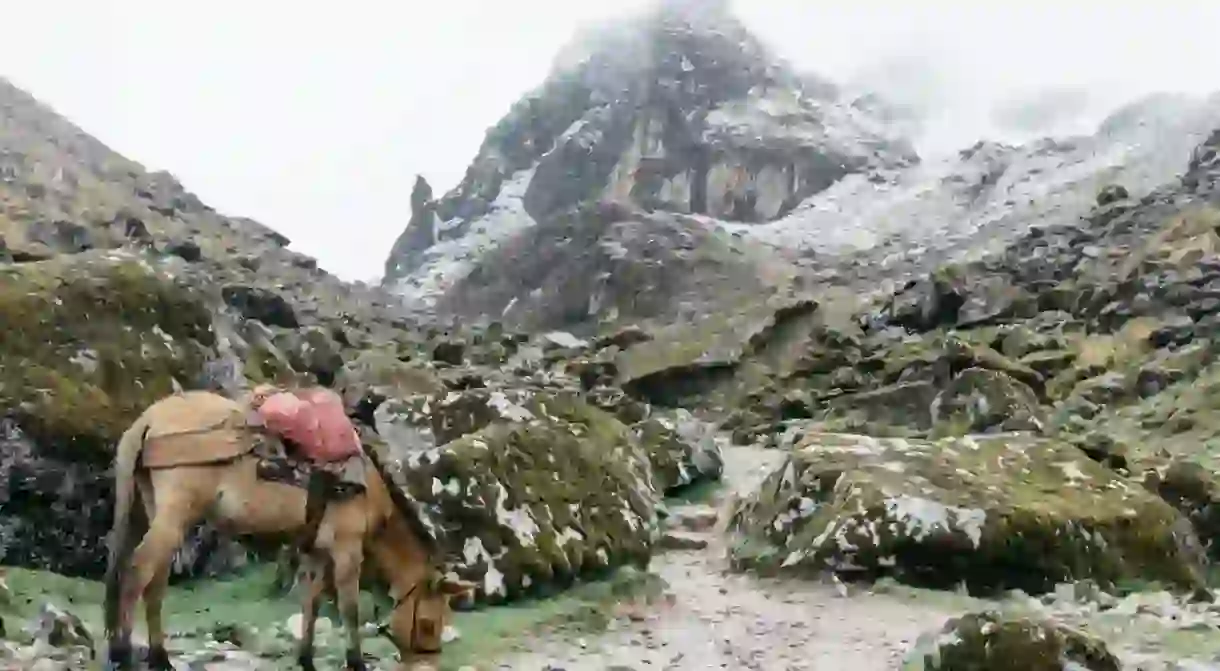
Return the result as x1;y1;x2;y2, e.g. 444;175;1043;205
903;610;1121;671
338;350;444;398
728;432;1206;596
931;368;1045;436
0;251;215;459
388;401;658;605
242;343;301;386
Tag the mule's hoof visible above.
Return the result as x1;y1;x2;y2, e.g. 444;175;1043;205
147;645;174;671
105;641;134;670
297;653;318;671
344;649;370;671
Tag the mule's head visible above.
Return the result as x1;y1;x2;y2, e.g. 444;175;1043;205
382;569;477;656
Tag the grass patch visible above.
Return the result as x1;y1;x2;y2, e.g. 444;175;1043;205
0;562;666;669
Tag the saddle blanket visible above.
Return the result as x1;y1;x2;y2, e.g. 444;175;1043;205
252;387;363;463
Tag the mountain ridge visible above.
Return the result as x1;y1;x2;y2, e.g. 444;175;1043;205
381;3;1220;338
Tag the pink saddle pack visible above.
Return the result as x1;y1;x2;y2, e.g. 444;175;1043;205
254;387;362;463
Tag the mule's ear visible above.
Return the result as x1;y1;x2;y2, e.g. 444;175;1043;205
438;577;478;596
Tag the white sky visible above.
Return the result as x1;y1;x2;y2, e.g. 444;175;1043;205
3;1;1220;282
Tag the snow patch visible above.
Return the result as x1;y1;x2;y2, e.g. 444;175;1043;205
392;168;537;308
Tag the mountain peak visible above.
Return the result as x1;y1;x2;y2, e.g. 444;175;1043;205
549;0;781;102
382;1;919;327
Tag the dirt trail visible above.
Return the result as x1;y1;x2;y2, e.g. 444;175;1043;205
489;446;967;670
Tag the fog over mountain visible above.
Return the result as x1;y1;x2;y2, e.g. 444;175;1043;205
3;1;1219;281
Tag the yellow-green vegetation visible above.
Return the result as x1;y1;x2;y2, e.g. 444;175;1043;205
1045;316;1163;400
1115;205;1220;282
0;563;665;670
0;250;215;458
727;432;1206;595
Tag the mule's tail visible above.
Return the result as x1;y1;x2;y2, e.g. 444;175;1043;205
103;416;149;640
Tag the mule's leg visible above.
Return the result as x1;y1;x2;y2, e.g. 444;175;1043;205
118;510;191;670
134;476;175;671
296;556;327;671
332;544;368;671
143;562;174;671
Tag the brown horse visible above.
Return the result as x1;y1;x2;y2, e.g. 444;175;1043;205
101;390;475;670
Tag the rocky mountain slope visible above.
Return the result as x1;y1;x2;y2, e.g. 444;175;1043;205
9;1;1220;668
382;0;1220;333
0;73;724;596
381;0;916;333
0;75;439;579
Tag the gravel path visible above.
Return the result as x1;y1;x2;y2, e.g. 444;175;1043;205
489;446;967;670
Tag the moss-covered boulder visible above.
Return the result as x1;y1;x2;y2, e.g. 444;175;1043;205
931;368;1045;436
727;432;1206;595
373;403;659;604
430;387;545;445
336;350;445;407
391;386;719;492
370;393;437;459
632;413;723;493
0;250;217;577
823;381;939;434
901;610;1122;671
1143;459;1220;559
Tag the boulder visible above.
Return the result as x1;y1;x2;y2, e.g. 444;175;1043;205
375;386;720;494
0;251;219;577
220;284;299;328
931;368;1045;435
632;413;724;493
1143;459;1220;559
371;403;659;604
336;350;445;410
902;610;1121;671
823;381;938;434
727;432;1206;595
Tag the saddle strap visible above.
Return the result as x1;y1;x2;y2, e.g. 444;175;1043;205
142;421;259;470
145;416;245;440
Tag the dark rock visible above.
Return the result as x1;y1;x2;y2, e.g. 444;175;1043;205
221;285;299;328
164;239;203;262
1096;183;1129;206
431;339;466;366
27;218;96;254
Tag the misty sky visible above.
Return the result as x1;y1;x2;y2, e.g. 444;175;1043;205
4;1;1220;282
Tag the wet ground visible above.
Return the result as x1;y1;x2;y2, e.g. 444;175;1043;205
9;445;1220;669
488;446;965;671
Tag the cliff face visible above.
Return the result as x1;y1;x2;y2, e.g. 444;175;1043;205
381;3;1220;337
381;1;915;330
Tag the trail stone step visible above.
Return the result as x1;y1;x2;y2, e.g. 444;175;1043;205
665;504;720;532
658;530;711;551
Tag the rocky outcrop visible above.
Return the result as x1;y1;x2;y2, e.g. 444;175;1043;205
381;2;915;320
727;432;1206;595
0;251;218;576
903;610;1122;671
369;381;723;497
370;397;661;604
433;202;789;334
0;76;440;581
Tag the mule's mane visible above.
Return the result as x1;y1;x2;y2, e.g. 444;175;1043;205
361;437;441;559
